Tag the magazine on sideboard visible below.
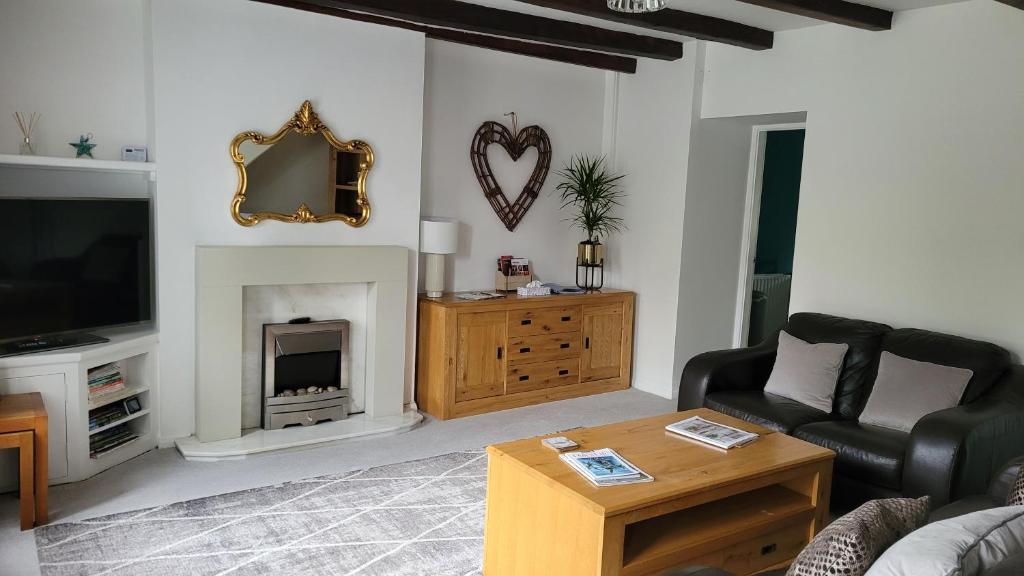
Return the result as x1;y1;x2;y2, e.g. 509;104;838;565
665;416;759;450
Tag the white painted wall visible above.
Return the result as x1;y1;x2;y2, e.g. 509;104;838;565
673;115;755;383
702;0;1024;358
421;40;606;290
0;0;149;160
151;0;426;440
605;50;700;399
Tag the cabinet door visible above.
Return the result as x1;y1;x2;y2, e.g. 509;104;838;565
456;311;507;402
580;303;624;383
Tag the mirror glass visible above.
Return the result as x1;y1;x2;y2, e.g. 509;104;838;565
238;135;367;220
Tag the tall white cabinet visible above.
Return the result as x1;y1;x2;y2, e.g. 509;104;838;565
0;330;158;489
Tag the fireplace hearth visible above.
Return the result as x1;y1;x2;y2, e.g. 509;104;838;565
262;319;350;430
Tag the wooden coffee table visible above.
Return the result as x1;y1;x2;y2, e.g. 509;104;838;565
483;408;834;576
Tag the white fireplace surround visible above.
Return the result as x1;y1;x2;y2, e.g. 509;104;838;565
178;245;419;458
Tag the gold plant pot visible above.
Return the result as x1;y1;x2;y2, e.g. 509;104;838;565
577;240;605;267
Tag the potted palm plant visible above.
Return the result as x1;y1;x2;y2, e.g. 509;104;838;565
555;155;626;288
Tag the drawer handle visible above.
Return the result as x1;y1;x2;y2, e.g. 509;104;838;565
561;316;571;321
519;375;529;382
497;347;503;360
761;543;777;556
585;337;590;349
520;347;531;353
560;343;570;349
558;369;569;376
521;319;532;326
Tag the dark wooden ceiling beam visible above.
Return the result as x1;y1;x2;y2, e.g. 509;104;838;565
424;27;638;74
259;1;638;73
263;0;683;60
736;0;892;31
513;0;773;51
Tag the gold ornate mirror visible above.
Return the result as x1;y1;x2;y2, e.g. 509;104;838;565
230;100;373;227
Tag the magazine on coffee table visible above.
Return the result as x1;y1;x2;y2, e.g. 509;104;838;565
665;416;759;450
560;448;653;487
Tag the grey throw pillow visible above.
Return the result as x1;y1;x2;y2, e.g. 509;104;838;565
764;330;849;413
787;497;930;576
858;352;973;433
865;506;1024;576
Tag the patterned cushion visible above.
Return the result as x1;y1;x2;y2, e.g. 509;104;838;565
1008;467;1024;506
786;497;930;576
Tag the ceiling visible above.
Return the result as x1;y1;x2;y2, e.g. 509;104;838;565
664;0;967;31
464;0;967;40
257;0;982;75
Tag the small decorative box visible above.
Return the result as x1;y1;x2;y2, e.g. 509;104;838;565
495;271;532;292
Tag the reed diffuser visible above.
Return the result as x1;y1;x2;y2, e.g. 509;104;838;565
14;112;40;155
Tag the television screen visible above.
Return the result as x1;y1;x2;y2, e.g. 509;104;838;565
0;198;153;342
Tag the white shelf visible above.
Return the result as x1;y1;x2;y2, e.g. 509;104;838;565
87;384;150;410
89;409;150;436
0;153;156;175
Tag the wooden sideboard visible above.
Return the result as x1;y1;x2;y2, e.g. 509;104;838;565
416;290;635;420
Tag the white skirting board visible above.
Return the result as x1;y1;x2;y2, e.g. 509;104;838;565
174;408;423;461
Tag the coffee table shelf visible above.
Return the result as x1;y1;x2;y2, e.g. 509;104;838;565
622;485;814;576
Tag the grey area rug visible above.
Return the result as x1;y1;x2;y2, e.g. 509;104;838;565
35;450;488;576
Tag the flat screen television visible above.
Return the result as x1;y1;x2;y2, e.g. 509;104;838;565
0;198;154;356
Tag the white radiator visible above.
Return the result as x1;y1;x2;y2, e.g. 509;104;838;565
751;274;792;343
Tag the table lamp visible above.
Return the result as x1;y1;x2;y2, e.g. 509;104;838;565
421;219;459;298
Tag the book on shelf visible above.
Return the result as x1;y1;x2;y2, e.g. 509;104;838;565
88;403;129;430
89;423;138;458
665;416;759;450
560;448;653;487
87;361;125;400
88;362;121;381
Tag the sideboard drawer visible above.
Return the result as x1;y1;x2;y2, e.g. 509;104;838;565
508;332;581;365
506;358;580;394
508;306;582;337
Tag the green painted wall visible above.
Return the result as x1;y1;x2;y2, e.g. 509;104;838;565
754;130;804;275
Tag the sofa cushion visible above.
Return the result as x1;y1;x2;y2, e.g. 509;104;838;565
704;391;833;433
1007;467;1024;506
787;496;930;576
795;421;909;491
991;457;1024;504
866;506;1024;576
880;328;1011;404
764;331;849;413
786;313;892;418
857;351;973;433
987;554;1024;576
929;495;1000;523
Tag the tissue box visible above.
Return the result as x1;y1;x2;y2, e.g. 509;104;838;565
517;284;551;297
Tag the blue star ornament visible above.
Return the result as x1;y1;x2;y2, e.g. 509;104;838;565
69;134;97;158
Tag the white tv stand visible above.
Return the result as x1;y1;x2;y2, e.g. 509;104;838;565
0;328;159;488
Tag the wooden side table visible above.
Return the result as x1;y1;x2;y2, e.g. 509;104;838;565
0;392;48;530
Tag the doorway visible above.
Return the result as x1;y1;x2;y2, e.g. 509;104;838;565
734;125;805;347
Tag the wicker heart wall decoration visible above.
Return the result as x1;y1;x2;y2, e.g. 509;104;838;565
470;112;552;232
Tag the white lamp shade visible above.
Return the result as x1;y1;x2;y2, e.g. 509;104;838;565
420;219;459;254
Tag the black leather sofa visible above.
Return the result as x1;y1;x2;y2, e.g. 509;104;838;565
667;457;1024;576
678;313;1024;509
